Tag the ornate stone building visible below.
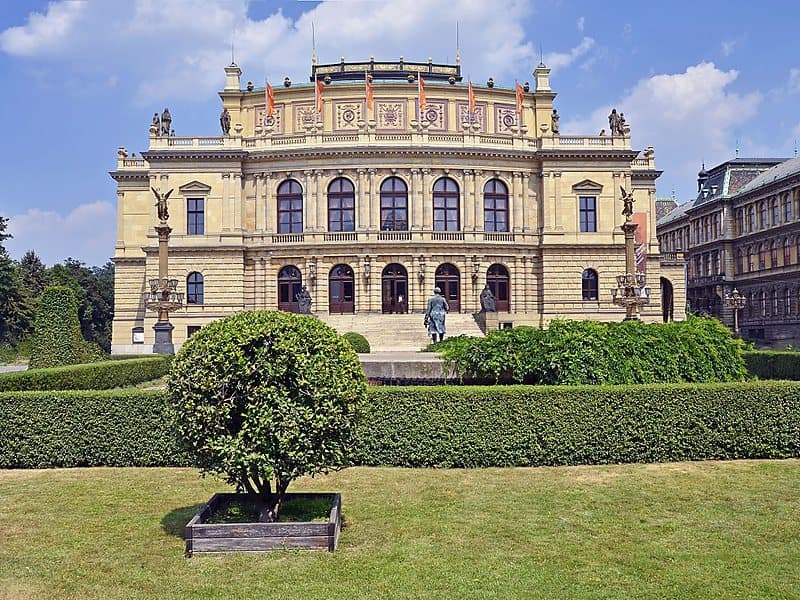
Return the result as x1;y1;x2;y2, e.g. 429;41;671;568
657;156;800;343
110;58;680;353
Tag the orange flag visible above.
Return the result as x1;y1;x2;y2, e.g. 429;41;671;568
315;78;325;113
418;73;427;111
265;81;275;117
365;71;374;111
468;80;475;113
515;81;524;115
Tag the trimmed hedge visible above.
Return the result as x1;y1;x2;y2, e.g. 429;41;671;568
0;390;189;468
0;356;170;392
343;331;371;353
2;382;799;468
744;351;800;380
437;317;748;384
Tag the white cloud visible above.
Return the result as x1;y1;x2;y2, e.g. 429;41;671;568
721;40;737;57
563;62;761;199
0;0;538;104
0;1;87;56
544;37;595;72
788;68;800;94
576;16;585;32
4;202;116;266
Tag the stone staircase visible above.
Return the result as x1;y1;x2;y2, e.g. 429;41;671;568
318;312;485;352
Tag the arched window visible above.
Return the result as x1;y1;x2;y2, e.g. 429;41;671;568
433;177;459;231
380;177;408;231
735;249;743;274
772;289;779;316
747;246;755;272
785;238;792;266
278;265;302;312
760;290;767;317
277;180;303;234
581;269;599;301
747;205;755;231
759;201;768;228
758;244;767;270
772;197;780;225
770;240;778;268
328;178;355;232
483;179;508;232
785;288;792;315
186;272;204;304
486;263;510;311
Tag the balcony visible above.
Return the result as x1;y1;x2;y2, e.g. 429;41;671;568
244;229;529;246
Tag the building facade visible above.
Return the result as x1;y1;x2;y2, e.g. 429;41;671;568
110;58;680;353
657;157;800;343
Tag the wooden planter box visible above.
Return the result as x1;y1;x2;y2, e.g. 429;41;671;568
185;492;342;556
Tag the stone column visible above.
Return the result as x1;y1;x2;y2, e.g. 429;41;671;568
315;170;325;232
259;257;267;308
368;168;379;231
221;173;231;230
233;173;243;230
254;174;263;232
521;172;530;232
116;191;125;247
357;169;367;231
421;168;431;230
474;171;484;231
410;168;421;231
553;172;562;230
263;173;274;233
463;169;474;231
512;171;523;232
303;170;314;231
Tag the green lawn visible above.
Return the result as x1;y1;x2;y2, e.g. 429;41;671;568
1;462;798;599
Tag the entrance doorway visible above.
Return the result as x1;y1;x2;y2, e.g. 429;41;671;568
435;263;460;312
278;265;302;313
660;277;674;322
381;263;408;313
329;264;355;314
487;263;510;311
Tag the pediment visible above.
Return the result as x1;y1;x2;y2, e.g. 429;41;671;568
178;180;212;194
572;179;604;193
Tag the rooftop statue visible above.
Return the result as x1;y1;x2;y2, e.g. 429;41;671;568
551;109;560;135
160;108;172;136
150;113;160;136
220;108;231;136
608;109;622;136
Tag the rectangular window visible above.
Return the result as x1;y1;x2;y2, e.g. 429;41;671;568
772;199;780;225
132;327;144;344
785;195;793;221
579;197;597;232
187;325;202;338
187;198;205;235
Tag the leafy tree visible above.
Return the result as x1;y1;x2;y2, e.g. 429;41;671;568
17;250;47;297
169;311;367;522
0;218;34;345
0;216;11;255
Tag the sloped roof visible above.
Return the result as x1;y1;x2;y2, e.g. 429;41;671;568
734;156;800;197
657;199;695;227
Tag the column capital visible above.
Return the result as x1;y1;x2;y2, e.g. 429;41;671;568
410;168;421;175
357;168;368;175
463;169;473;176
221;172;231;179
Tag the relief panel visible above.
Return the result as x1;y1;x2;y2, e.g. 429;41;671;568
456;102;487;132
494;104;519;134
375;101;405;130
334;101;364;130
255;105;284;134
418;100;447;131
293;103;318;130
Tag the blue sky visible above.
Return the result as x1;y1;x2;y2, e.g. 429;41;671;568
0;0;798;266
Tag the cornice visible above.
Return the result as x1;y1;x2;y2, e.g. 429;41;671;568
537;149;640;161
141;150;248;162
243;145;539;162
109;170;149;182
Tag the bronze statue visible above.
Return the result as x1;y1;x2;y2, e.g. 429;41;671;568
551;109;560;135
608;108;621;136
150;113;160;136
480;284;496;313
296;286;312;314
424;286;449;343
620;186;635;219
220;108;231;135
152;187;174;222
160;108;172;136
619;112;627;135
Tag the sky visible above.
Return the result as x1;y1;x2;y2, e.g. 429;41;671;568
0;0;798;266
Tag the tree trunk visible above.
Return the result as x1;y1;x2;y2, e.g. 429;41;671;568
257;478;290;522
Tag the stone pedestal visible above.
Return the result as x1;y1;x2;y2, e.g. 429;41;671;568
153;320;175;354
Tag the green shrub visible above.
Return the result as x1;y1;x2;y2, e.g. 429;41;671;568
744;351;800;380
353;383;800;467
169;310;367;521
438;317;747;384
28;286;103;369
3;382;799;470
343;331;370;353
0;356;170;392
0;389;188;468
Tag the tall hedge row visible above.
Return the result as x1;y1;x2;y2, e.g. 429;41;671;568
436;317;748;384
744;351;800;381
0;356;171;392
2;383;798;469
0;390;189;468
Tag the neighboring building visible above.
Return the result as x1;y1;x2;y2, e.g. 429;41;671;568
657;157;800;343
110;57;681;353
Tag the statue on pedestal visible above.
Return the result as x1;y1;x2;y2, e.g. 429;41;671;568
424;287;449;343
220;108;231;135
152;187;174;223
620;187;635;220
150;113;160;136
608;108;622;136
296;286;312;314
551;109;560;135
160;108;172;136
480;284;496;313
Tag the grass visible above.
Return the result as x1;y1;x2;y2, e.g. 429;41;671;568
0;462;798;599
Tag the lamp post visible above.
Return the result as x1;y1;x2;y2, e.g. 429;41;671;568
723;288;746;336
611;187;650;320
145;188;183;353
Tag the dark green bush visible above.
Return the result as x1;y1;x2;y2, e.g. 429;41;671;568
744;351;800;380
28;286;103;369
0;356;170;391
353;383;800;467
0;389;188;468
343;331;370;353
439;317;747;384
3;382;799;469
169;310;367;520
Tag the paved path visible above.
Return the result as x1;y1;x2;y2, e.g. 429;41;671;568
358;351;443;363
0;365;27;373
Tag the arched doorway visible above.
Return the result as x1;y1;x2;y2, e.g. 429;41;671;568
660;277;674;323
487;263;510;311
278;265;302;313
435;263;460;312
381;263;408;314
329;264;355;314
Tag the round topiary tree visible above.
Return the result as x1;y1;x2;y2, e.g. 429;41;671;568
169;310;367;521
29;286;86;369
343;331;370;354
